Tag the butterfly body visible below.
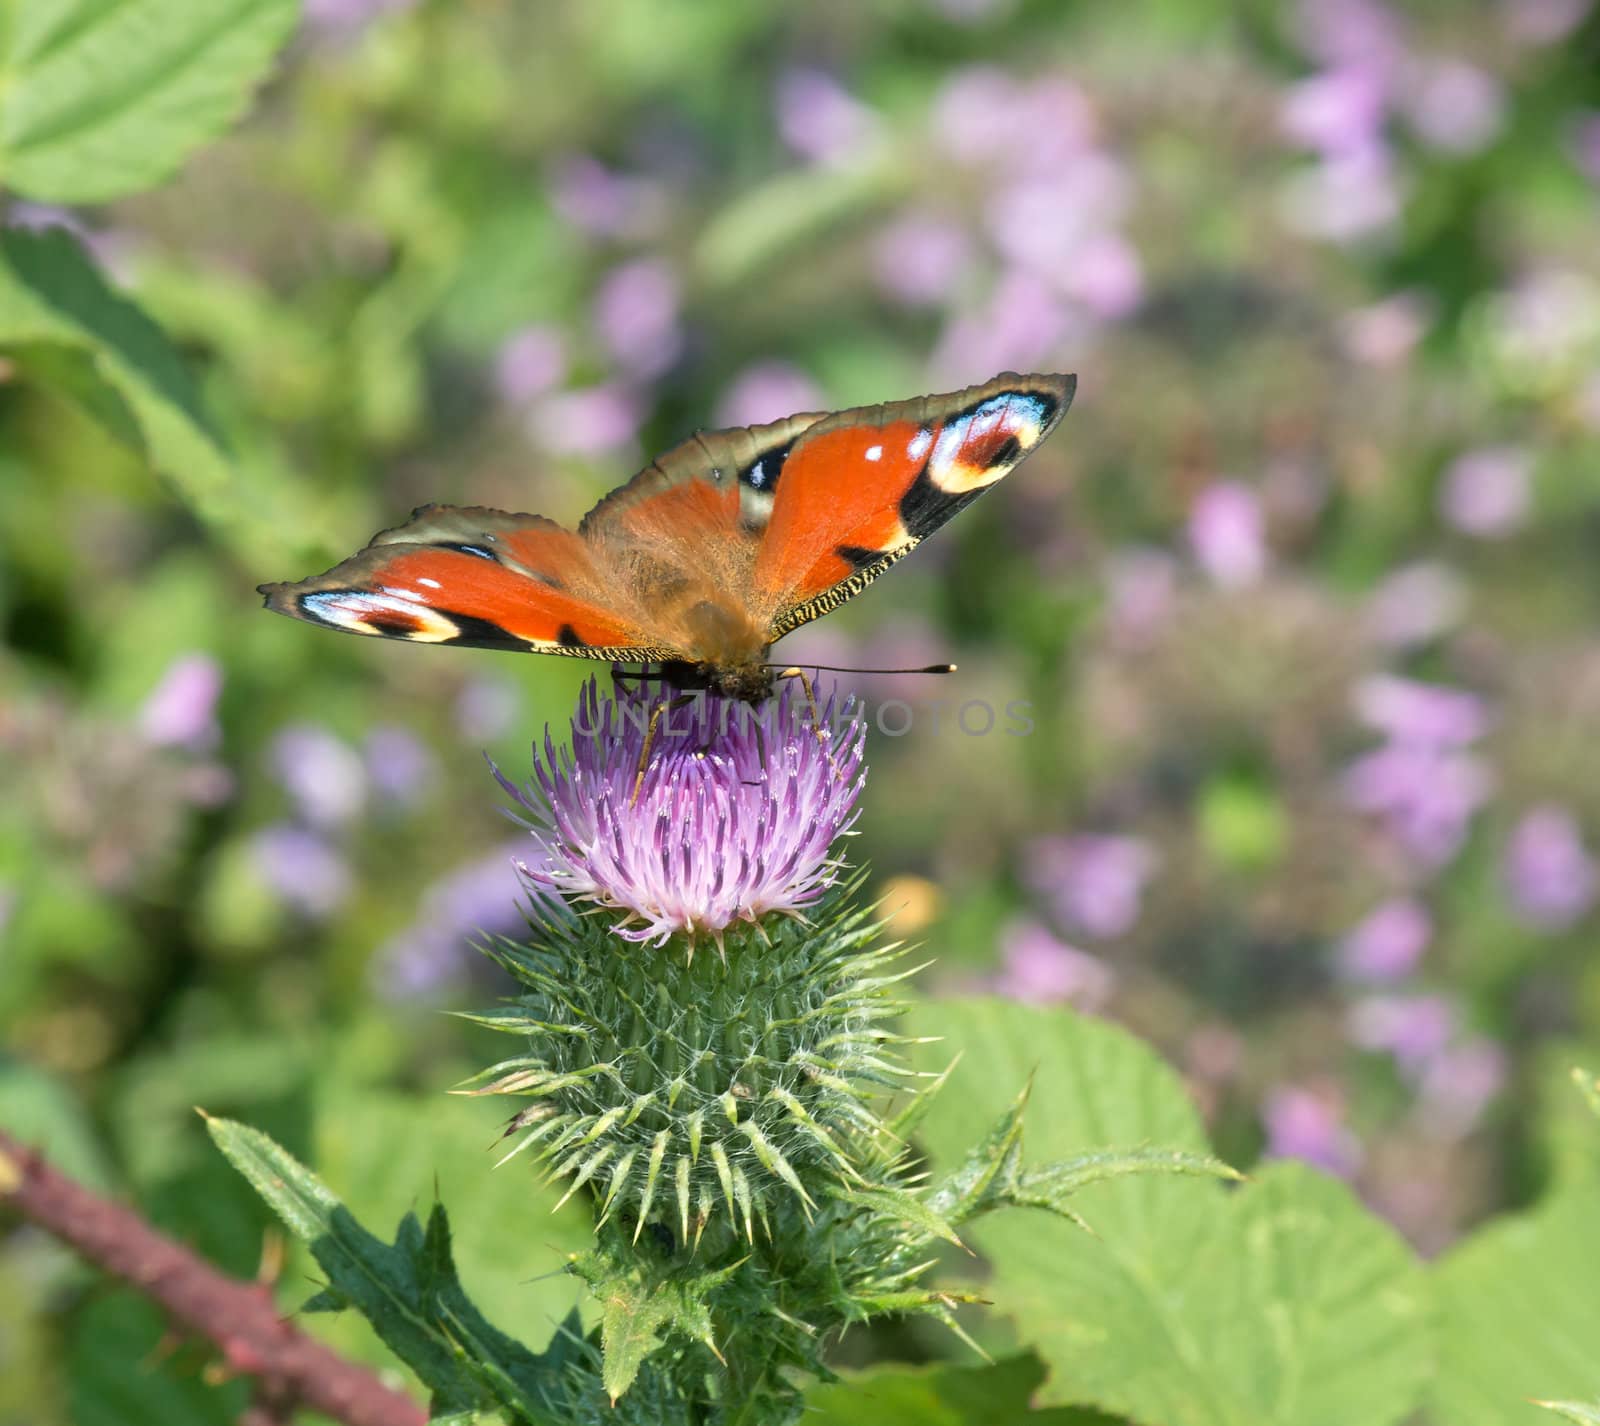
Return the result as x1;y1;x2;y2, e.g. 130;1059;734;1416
261;371;1075;698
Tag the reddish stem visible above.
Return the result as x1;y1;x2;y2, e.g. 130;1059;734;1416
0;1128;426;1426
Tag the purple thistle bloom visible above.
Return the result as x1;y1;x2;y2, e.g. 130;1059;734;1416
1343;742;1493;869
593;258;683;380
140;653;223;751
1502;805;1599;930
1336;897;1431;982
1280;67;1389;158
496;679;867;946
1025;833;1157;940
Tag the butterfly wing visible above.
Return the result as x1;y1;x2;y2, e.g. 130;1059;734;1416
259;504;681;659
753;372;1075;638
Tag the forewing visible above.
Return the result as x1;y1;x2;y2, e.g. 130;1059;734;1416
754;372;1075;637
259;504;679;659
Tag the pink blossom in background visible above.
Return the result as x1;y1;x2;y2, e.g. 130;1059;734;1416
593;258;682;380
931;268;1078;386
1059;232;1144;320
933;69;1095;168
492;325;565;404
304;0;415;31
1188;482;1267;588
1570;113;1600;185
1347;993;1456;1072
1294;0;1407;79
1502;806;1599;930
1104;547;1179;647
528;384;642;457
993;919;1114;1010
549;155;664;240
1417;1038;1508;1137
1280;147;1404;243
456;677;523;743
251;825;351;920
1500;0;1593;45
1025;834;1158;940
776;68;878;165
1439;445;1532;538
378;841;535;998
714;362;826;428
1280;67;1389;157
269;724;367;828
1402;59;1505;155
984;155;1133;280
1365;561;1466;648
1352;675;1491;748
363;726;436;809
1262;1084;1363;1177
1336;897;1431;982
140;653;223;751
1339;291;1430;368
1343;742;1493;869
872;211;974;307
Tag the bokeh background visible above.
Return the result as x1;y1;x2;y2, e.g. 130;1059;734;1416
5;0;1600;1416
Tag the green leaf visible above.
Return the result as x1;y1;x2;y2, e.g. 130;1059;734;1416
204;1115;565;1424
0;1058;116;1194
910;999;1431;1426
0;0;300;203
0;228;246;534
806;1355;1121;1425
1538;1405;1600;1424
1430;1189;1600;1425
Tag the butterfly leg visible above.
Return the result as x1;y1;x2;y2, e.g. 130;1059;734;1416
630;692;697;807
774;666;844;778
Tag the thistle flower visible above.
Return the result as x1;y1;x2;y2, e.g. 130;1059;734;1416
496;678;866;946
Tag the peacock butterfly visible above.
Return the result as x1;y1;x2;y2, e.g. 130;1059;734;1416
260;370;1075;701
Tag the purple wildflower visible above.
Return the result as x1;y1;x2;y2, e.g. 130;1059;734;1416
1343;742;1493;868
1025;833;1157;940
872;211;974;308
1402;59;1504;155
1502;805;1599;930
493;325;566;404
1416;1037;1507;1137
496;679;866;946
456;677;523;742
269;724;366;828
1294;0;1407;80
251;824;351;920
1364;561;1466;648
714;362;826;428
378;841;544;998
593;258;682;380
1280;146;1404;243
1261;1084;1363;1177
304;0;414;31
1336;897;1431;982
363;725;436;809
1500;0;1592;46
1339;291;1430;369
1188;482;1268;588
528;384;642;458
1280;67;1388;158
775;68;877;165
1103;547;1179;647
549;155;664;240
992;918;1113;1009
140;653;223;751
1352;675;1491;748
1347;993;1456;1072
1440;445;1533;538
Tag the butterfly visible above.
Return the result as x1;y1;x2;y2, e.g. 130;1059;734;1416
260;370;1075;702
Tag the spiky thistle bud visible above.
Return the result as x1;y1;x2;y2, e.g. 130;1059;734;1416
463;679;906;1247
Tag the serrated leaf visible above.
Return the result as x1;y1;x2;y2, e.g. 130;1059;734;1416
910;999;1430;1426
1538;1405;1600;1424
204;1115;565;1424
805;1354;1117;1425
0;0;300;203
0;227;244;530
1431;1189;1600;1425
831;1184;964;1250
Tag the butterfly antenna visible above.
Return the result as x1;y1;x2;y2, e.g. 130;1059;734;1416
767;662;957;676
